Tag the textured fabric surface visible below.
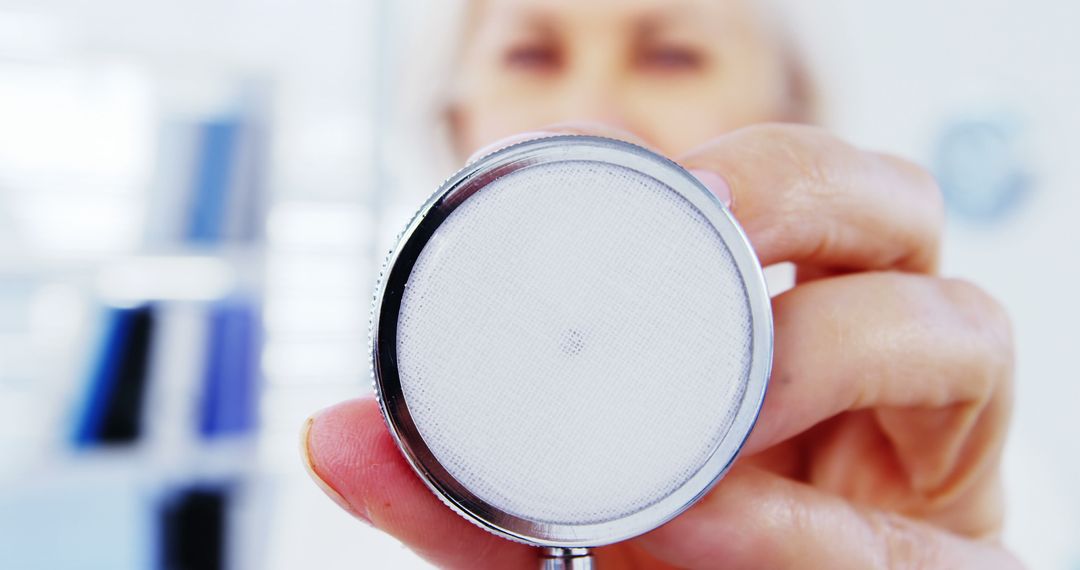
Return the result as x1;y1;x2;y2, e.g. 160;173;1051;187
397;161;752;525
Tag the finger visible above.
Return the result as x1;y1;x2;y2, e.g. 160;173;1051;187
636;465;1022;570
678;123;945;273
301;398;535;570
747;272;1012;450
745;273;1013;515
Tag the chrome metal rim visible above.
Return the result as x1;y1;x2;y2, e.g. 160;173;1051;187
370;135;773;547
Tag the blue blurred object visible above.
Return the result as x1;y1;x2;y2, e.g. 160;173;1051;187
198;298;260;439
72;305;156;448
187;119;241;244
933;115;1034;223
159;485;232;570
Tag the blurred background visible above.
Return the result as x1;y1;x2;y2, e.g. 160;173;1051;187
0;0;1076;568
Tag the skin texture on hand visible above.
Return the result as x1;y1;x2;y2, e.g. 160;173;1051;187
302;124;1022;569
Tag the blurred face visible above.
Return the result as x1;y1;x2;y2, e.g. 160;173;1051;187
451;0;799;158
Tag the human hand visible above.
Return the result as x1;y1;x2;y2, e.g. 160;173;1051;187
302;123;1021;569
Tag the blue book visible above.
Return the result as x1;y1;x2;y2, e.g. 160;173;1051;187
72;305;156;447
186;119;240;244
198;299;259;439
158;485;230;570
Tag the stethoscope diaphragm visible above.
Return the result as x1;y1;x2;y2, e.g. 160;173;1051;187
371;135;772;567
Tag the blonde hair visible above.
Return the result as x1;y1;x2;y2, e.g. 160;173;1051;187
380;0;471;196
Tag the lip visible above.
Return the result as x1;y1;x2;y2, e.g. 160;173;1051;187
466;131;564;164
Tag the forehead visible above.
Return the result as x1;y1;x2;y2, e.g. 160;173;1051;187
473;0;754;30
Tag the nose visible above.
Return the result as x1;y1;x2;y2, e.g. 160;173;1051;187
558;67;633;133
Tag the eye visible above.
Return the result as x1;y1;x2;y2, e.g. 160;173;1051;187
637;45;704;72
504;43;561;72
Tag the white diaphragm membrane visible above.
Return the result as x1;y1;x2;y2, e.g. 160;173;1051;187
395;159;753;526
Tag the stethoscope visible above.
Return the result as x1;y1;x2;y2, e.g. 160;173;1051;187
370;135;772;568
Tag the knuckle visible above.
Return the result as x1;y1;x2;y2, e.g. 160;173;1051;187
875;154;946;269
937;278;1013;345
879;153;945;213
742;124;856;232
749;123;851;186
936;278;1015;395
866;510;944;570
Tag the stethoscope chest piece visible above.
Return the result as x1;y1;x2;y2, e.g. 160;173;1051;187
371;135;773;567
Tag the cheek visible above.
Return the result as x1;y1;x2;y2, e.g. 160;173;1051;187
626;74;790;155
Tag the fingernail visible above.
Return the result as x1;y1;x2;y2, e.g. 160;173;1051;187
300;414;372;525
688;168;734;209
466;131;562;164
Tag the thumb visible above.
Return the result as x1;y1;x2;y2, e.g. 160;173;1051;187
301;398;535;569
